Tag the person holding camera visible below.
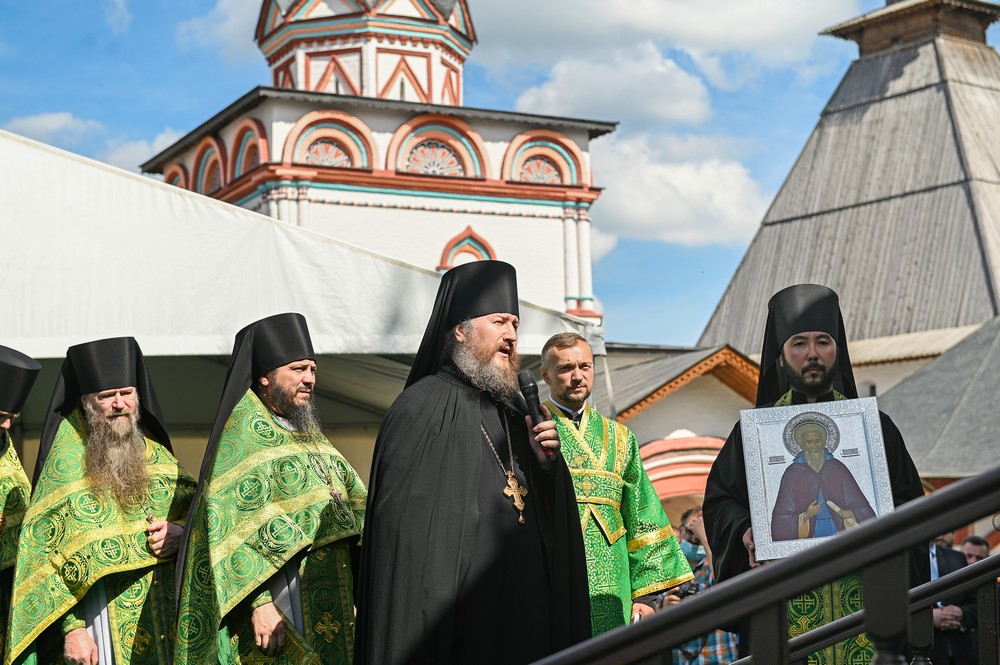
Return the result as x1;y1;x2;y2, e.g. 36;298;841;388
662;506;739;664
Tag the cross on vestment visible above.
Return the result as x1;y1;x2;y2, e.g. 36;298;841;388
503;472;527;511
316;612;341;642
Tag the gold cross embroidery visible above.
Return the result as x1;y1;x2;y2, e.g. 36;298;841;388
316;612;341;643
577;475;598;496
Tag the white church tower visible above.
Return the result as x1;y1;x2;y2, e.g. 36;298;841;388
144;0;615;320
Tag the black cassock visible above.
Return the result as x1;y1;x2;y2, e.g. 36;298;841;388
355;365;591;665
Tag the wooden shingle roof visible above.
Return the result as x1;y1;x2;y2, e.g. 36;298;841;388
878;314;1000;477
700;2;1000;356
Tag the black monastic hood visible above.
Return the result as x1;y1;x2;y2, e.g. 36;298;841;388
195;312;315;484
176;313;315;596
0;345;42;414
756;283;858;406
406;260;519;387
35;336;171;483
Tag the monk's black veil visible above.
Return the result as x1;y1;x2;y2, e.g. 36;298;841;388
35;337;171;485
174;313;315;596
756;283;858;405
356;261;591;664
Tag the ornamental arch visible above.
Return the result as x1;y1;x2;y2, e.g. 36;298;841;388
282;110;377;169
164;163;189;190
437;226;496;271
192;136;227;195
387;114;489;178
229;118;270;181
503;129;587;186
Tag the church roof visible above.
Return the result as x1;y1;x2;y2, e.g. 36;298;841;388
589;345;758;421
700;3;1000;357
847;324;979;365
255;0;475;48
141;86;617;173
878;314;1000;477
824;0;1000;57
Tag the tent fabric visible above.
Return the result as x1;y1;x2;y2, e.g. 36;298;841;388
0;130;594;359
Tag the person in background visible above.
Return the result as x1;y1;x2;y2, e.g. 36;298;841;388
5;337;195;665
540;332;691;635
961;535;990;566
662;506;739;664
0;345;42;658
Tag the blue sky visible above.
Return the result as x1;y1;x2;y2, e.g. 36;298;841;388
3;1;996;345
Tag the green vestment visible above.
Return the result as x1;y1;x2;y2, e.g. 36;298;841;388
546;401;693;635
4;409;196;665
773;390;873;665
175;390;366;665
0;431;31;658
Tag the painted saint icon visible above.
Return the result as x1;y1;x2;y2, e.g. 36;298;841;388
770;412;876;541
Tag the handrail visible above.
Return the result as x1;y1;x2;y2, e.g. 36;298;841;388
532;464;1000;665
730;553;1000;663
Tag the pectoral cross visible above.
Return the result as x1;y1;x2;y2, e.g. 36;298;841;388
503;472;528;524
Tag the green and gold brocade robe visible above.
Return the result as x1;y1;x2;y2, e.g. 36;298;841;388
4;410;196;665
546;401;693;635
175;390;367;665
774;390;873;665
0;432;31;658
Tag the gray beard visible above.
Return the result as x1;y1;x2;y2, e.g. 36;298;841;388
285;401;323;437
260;384;324;437
453;339;520;400
83;401;149;508
804;450;827;470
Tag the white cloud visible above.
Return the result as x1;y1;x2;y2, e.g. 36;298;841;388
590;226;619;263
177;0;260;64
98;128;184;172
471;0;865;87
2;112;103;147
104;0;132;34
626;0;860;63
588;134;771;247
515;42;710;129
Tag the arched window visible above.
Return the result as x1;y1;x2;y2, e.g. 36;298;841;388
205;161;223;194
519;156;561;184
306;138;352;167
437;226;496;270
242;144;260;173
407;140;464;177
283;111;375;168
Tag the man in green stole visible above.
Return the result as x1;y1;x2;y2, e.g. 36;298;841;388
0;346;42;658
704;285;926;663
5;337;196;665
175;313;366;665
539;333;692;635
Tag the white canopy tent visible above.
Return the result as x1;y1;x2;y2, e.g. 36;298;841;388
0;130;600;477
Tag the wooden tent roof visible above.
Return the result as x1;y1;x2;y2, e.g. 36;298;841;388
700;0;1000;356
879;314;1000;477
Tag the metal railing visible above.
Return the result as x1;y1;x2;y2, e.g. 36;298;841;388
532;464;1000;665
734;555;1000;664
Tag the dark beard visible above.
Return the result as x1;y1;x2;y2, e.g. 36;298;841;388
781;358;835;398
259;383;324;436
83;401;149;509
453;336;520;399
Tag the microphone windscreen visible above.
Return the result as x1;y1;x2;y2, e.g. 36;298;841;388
518;370;538;394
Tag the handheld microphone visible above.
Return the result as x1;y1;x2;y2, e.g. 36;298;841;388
518;370;555;460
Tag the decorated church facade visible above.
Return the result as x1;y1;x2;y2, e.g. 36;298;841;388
143;0;615;319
